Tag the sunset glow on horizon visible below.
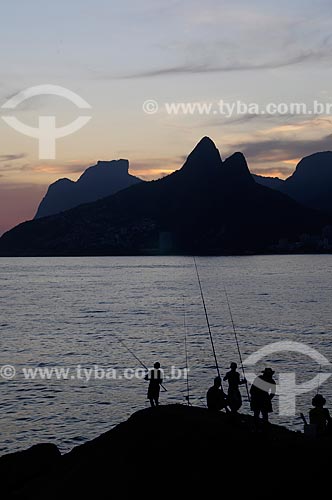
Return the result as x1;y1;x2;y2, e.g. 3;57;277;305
1;0;332;235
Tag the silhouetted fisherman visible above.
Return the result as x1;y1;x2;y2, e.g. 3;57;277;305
206;376;227;412
223;362;246;413
250;368;276;423
309;394;332;436
145;362;163;407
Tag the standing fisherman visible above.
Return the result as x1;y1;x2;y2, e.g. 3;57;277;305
145;362;163;407
250;368;276;423
223;362;246;414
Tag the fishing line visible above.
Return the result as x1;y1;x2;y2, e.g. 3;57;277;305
183;296;191;405
193;256;221;379
316;364;322;395
223;286;251;402
113;333;167;392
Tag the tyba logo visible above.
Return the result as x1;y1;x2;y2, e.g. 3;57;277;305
1;84;92;159
243;341;331;416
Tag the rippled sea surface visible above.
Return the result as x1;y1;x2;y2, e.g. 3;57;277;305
1;256;332;455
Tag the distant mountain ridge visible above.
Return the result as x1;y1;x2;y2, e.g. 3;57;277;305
36;149;332;221
0;137;329;257
252;174;285;190
253;152;332;214
35;159;142;218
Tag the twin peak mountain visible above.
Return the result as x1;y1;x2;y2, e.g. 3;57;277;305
35;137;252;219
0;137;331;256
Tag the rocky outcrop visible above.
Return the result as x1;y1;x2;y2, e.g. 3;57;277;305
224;152;254;184
280;152;332;214
252;173;285;189
35;159;142;218
1;443;61;495
180;136;223;175
253;152;332;215
1;405;330;498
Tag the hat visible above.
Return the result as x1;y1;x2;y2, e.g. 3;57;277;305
262;368;275;376
312;394;326;407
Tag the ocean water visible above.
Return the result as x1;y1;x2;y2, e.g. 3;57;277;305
1;255;332;455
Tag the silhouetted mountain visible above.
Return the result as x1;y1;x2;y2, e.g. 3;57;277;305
35;159;142;218
181;136;222;175
280;152;332;214
252;174;285;190
253;152;332;215
0;138;329;256
225;152;255;184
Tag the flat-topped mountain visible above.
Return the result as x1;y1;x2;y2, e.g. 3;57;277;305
35;159;142;218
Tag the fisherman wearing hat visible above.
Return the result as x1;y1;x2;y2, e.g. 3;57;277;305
309;394;331;436
223;362;246;414
250;368;276;423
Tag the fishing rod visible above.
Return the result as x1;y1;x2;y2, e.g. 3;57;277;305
193;256;221;380
316;365;322;395
223;286;251;403
113;333;167;392
183;296;191;405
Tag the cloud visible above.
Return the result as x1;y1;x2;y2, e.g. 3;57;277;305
200;111;317;130
117;48;331;79
203;113;265;128
22;163;88;175
0;153;26;162
251;165;295;177
263;117;332;134
223;114;261;125
0;162;29;173
234;134;332;164
103;5;332;81
130;156;185;179
0;159;90;182
1;89;53;112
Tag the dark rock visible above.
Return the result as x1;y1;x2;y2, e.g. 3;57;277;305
35;159;142;218
0;443;61;495
180;136;223;175
224;152;254;184
5;405;330;498
253;152;332;215
252;173;285;189
280;152;332;214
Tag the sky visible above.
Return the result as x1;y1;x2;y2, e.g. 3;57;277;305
1;0;332;235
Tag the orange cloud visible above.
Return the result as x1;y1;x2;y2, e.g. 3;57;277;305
283;158;301;166
129;156;184;180
130;168;178;180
